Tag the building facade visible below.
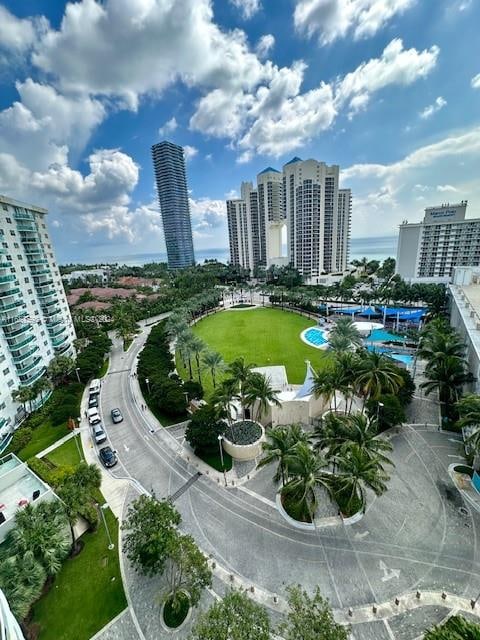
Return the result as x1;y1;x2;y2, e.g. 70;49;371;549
151;141;195;269
226;157;352;279
396;201;480;283
0;195;75;442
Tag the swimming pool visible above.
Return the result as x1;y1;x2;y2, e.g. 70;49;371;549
366;345;413;366
301;327;329;349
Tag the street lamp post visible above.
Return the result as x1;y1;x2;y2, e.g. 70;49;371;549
376;401;384;424
74;418;84;462
97;503;115;550
218;435;227;487
145;377;150;394
75;367;81;383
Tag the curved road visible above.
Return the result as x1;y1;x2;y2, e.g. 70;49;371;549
97;315;480;640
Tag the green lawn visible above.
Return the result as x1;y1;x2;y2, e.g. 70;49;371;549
16;420;70;461
98;359;109;378
31;506;126;640
177;307;331;396
46;437;83;468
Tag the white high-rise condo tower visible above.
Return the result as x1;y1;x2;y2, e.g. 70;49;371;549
0;195;76;445
227;157;352;281
396;201;480;283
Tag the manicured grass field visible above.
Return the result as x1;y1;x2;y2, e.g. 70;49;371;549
16;420;70;461
46;436;83;468
177;307;330;395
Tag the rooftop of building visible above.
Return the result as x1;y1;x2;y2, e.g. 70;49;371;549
283;156;303;165
0;194;48;214
258;166;280;175
0;453;51;526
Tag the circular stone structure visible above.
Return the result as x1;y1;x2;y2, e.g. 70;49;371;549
222;421;265;461
352;321;384;336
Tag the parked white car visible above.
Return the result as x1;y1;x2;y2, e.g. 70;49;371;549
92;424;107;445
87;407;101;425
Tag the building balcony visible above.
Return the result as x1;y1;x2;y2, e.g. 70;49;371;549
16;222;37;231
4;324;32;340
0;288;20;299
11;345;39;364
21;366;46;387
0;275;16;285
8;334;35;350
43;306;61;318
35;279;54;289
13;210;34;220
16;356;42;376
0;260;12;268
46;318;63;329
51;334;69;348
37;289;56;300
54;342;71;356
0;311;28;327
48;324;66;338
25;248;44;257
29;261;48;269
40;298;59;309
0;299;24;312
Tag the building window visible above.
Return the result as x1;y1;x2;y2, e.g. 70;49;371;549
7;380;14;388
2;368;9;376
10;230;15;236
5;217;11;223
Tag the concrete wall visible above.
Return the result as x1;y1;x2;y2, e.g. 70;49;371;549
396;224;421;279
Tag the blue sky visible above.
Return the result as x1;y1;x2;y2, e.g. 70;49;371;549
0;0;479;263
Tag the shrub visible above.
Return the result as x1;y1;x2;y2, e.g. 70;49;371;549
183;380;204;400
9;427;33;454
185;404;226;451
50;404;80;426
27;456;55;485
79;502;99;531
367;394;406;432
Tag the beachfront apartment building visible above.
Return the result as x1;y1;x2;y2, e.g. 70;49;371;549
396;201;480;283
0;195;76;443
227;157;352;281
151;140;195;269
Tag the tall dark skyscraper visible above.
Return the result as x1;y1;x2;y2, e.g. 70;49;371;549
151;140;195;269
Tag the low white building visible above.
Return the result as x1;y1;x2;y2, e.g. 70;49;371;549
251;363;327;426
0;453;57;543
62;268;109;285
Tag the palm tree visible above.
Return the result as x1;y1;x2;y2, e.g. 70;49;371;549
334;351;361;414
227;357;256;420
244;372;281;421
7;501;70;576
46;355;75;385
356;351;404;411
313;369;337;411
339;413;393;468
257;424;308;485
12;385;35;415
281;442;333;521
202;351;224;388
190;336;206;383
328;317;362;351
418;332;465;363
211;379;238;426
177;331;195;379
32;376;53;405
334;444;390;513
0;551;46;620
456;394;480;429
421;355;469;415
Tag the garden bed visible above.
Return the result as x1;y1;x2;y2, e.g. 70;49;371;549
162;592;190;629
224;420;262;445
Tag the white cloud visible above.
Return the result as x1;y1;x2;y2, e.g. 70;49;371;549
32;0;268;110
229;0;262;19
294;0;416;45
183;145;198;160
471;73;480;89
190;196;226;229
336;39;439;110
342;126;480;235
0;5;47;53
158;117;178;137
256;34;275;58
0;79;105;171
419;96;446;119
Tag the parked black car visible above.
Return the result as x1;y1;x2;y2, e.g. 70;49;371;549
99;446;117;468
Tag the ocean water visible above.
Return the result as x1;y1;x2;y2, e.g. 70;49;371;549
83;236;398;267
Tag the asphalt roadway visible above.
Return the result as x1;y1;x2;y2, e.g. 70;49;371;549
97;318;480;640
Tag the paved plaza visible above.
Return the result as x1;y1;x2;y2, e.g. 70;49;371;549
90;318;480;639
